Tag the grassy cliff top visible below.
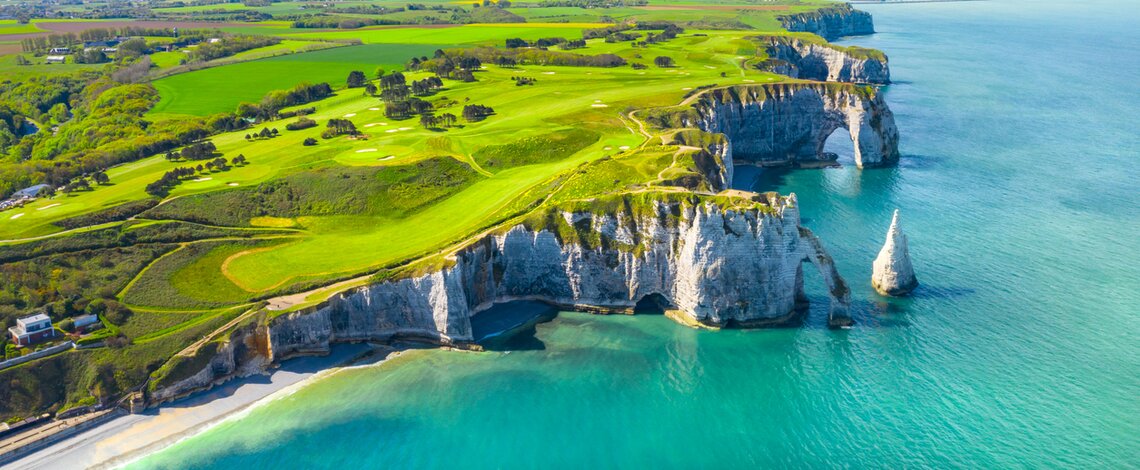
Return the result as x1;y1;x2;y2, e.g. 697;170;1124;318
751;33;888;62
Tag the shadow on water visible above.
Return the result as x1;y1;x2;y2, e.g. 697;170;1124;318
474;301;559;352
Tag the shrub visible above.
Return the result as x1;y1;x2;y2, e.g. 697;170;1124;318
285;117;317;131
303;137;318;146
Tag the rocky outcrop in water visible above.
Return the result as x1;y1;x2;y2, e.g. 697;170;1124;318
871;209;918;296
682;84;900;168
151;193;852;402
779;4;874;42
757;36;890;84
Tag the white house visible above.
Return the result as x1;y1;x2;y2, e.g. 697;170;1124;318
45;55;67;64
9;313;56;347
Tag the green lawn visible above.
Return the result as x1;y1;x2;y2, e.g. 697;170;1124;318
3;26;814;308
149;43;451;116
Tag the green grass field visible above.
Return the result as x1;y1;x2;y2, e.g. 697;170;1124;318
4;32;791;294
149;43;451;116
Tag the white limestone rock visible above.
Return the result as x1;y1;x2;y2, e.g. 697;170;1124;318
871;209;918;296
686;84;900;168
761;38;890;84
778;5;875;42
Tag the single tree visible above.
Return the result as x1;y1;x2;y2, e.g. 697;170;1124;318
346;70;367;88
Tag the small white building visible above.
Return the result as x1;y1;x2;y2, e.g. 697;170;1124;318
45;55;67;64
9;313;56;347
73;314;101;330
49;47;70;54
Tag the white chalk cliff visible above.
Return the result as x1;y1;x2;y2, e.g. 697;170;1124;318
683;84;900;168
758;36;890;85
871;209;918;296
149;193;854;403
778;4;875;42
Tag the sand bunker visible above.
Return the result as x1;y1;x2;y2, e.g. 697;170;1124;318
385;129;399;133
591;104;609;108
10;213;24;219
356;148;378;153
344;113;357;118
542;71;556;75
398;127;412;131
619;146;631;150
379;156;395;161
368;107;380;111
37;203;61;211
192;177;212;182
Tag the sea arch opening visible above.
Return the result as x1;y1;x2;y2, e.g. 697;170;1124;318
819;125;857;165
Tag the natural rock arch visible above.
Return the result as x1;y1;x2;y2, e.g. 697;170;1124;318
685;84;900;168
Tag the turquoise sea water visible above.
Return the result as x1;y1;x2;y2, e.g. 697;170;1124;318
131;1;1139;467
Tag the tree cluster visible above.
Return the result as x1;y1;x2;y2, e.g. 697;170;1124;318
176;141;219;161
419;112;458;129
559;39;587;50
346;70;367;88
290;17;402;29
73;49;110;65
462;104;495;122
322;118;360;139
411;77;444;96
514;76;537;86
188;35;280;62
244;127;280;140
605;31;642;43
447;46;626;68
236;82;334;121
145;166;197;197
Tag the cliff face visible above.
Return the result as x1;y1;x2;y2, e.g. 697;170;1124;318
686;84;900;168
779;4;874;42
152;194;852;401
270;194;852;354
759;37;890;84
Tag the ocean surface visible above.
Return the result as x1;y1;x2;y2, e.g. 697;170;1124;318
130;1;1139;467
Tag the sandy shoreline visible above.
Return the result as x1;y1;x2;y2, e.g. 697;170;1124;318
8;302;550;469
9;343;384;470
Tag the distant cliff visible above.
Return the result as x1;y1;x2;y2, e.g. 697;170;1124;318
755;35;890;84
778;4;875;41
671;83;899;168
149;192;852;403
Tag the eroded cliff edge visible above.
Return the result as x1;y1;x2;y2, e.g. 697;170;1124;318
149;192;852;403
778;4;875;42
656;83;900;168
755;35;890;85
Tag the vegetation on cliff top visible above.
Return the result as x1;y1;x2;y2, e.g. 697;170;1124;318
0;0;877;420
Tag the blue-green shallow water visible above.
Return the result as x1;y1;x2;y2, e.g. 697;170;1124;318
131;1;1139;467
